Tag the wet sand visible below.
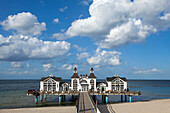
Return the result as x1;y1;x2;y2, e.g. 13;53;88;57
98;99;170;113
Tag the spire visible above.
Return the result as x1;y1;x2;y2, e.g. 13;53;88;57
74;67;77;73
49;73;54;77
90;67;94;73
71;67;79;78
89;67;96;78
114;73;119;77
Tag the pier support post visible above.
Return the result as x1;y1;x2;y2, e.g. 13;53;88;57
93;95;96;101
63;95;66;101
121;95;123;102
125;95;127;102
72;95;75;101
59;96;61;104
61;95;64;102
106;95;108;104
129;96;132;103
35;96;38;104
102;95;104;103
40;95;43;102
44;95;47;101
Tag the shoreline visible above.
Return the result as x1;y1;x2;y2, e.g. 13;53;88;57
1;99;170;113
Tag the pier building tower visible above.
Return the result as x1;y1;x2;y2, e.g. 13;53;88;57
70;67;97;91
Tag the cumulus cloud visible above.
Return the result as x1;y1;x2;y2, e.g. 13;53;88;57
73;44;87;51
66;0;170;49
87;49;121;65
81;0;92;6
97;19;156;48
160;13;170;20
134;68;162;74
11;62;24;68
53;18;59;23
0;35;70;61
61;64;78;70
77;52;89;60
52;33;70;40
1;12;46;36
26;63;30;68
42;63;53;71
59;6;68;12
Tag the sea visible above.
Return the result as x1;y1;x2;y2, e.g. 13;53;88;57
0;80;170;109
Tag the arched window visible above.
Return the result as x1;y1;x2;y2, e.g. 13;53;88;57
90;79;94;89
73;79;77;90
44;78;56;91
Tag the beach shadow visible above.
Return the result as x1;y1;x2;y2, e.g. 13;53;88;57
98;104;111;113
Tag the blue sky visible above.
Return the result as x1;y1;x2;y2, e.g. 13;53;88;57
0;0;170;79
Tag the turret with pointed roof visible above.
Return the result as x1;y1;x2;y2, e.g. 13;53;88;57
88;67;96;78
71;67;79;78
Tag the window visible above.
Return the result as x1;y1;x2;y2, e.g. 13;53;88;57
90;79;94;89
73;79;77;90
43;78;56;91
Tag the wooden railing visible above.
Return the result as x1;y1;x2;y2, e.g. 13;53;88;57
87;92;97;113
76;93;80;113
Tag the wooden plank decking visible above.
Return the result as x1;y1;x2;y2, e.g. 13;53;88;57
78;92;96;113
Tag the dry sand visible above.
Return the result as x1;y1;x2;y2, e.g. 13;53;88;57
98;99;170;113
0;106;76;113
1;99;170;113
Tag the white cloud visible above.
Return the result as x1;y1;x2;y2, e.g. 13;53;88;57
81;0;92;6
26;63;30;68
67;52;71;56
73;44;87;51
42;63;53;71
53;18;59;23
160;13;170;20
59;6;68;12
77;52;89;60
79;14;83;18
134;68;162;74
0;34;71;61
87;49;121;65
66;0;170;49
61;64;78;70
61;29;65;32
97;19;156;49
1;12;46;36
11;62;24;68
52;33;69;40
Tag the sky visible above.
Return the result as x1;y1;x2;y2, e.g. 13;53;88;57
0;0;170;79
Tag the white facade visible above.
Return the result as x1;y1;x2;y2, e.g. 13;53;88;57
105;74;127;91
40;74;61;92
39;70;127;92
70;68;97;91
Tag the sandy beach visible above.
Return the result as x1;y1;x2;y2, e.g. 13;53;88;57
0;106;76;113
1;99;170;113
98;99;170;113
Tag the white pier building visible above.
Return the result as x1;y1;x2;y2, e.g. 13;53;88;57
39;68;127;92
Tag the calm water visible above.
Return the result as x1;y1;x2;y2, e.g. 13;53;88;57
0;80;170;109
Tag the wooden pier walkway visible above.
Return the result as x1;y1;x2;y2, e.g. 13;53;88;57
77;92;97;113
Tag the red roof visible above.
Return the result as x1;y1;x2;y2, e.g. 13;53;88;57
74;67;77;71
88;73;96;78
71;73;79;78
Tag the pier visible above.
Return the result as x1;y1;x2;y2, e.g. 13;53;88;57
26;68;141;113
77;92;97;113
26;90;141;103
